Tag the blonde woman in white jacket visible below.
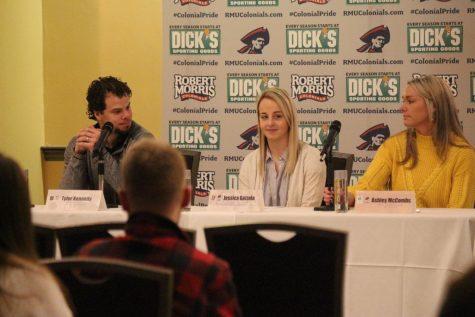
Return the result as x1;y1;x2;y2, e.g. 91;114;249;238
239;87;326;207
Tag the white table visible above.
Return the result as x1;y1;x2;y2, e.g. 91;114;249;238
32;206;475;317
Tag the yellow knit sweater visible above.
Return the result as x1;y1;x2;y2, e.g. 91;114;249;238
349;131;475;208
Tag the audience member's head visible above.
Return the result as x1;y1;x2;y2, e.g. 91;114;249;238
439;266;475;316
119;139;189;222
0;153;36;261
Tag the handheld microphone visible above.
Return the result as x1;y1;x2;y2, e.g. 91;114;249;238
320;120;341;161
93;122;113;155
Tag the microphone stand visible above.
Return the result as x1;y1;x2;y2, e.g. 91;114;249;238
97;150;105;192
314;147;335;211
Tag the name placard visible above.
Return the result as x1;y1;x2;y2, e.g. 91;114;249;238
46;190;107;211
207;190;264;212
354;190;416;213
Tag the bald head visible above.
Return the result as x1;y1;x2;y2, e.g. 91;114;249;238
120;139;187;216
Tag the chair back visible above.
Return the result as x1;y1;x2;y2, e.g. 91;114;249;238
44;257;173;317
205;223;346;317
34;225;57;258
332;151;354;184
56;222;126;257
178;149;200;206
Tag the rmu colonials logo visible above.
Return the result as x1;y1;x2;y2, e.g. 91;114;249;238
298;121;339;150
238;27;270;54
226;169;240;190
169;121;220;150
174;75;216;101
286;24;339;54
357;25;390;53
412;73;458;97
174;0;214;5
407;22;463;53
346;72;400;102
170;26;221;55
227;73;279;103
237;125;259;150
291;0;329;4
356;123;390;151
196;171;215;197
291;75;334;102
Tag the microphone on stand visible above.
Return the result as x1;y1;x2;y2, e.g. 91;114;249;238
93;122;113;192
315;120;342;212
320;120;341;162
93;122;113;156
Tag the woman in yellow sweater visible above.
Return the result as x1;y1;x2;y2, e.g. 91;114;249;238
344;75;475;208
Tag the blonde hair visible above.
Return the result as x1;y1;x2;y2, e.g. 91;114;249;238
257;87;300;177
401;75;471;168
121;139;186;210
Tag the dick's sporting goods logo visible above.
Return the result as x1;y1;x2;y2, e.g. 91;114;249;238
174;0;214;5
226;169;240;190
291;75;334;102
286;24;339;54
169;121;220;150
471;72;475;102
347;0;398;3
228;0;278;6
412;73;458;97
227;73;279;103
407;22;462;53
196;171;215;197
174;75;216;101
298;121;339;150
170;26;221;55
346;72;400;103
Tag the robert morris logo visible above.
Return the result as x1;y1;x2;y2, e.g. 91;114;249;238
237;125;259;150
238;27;270;54
357;25;390;53
228;0;278;6
346;72;400;102
471;72;475;102
170;26;221;55
407;22;462;53
347;0;398;3
174;75;216;101
227;73;279;102
196;171;215;197
298;121;339;150
291;0;329;4
291;75;334;102
226;169;240;190
169;121;220;150
356;123;390;151
174;0;214;5
286;24;339;54
412;73;458;97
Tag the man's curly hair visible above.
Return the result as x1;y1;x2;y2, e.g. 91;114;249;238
86;76;132;120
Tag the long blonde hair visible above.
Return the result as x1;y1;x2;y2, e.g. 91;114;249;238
257;87;300;177
400;75;471;168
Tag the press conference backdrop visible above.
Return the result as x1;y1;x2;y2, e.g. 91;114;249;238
162;0;475;206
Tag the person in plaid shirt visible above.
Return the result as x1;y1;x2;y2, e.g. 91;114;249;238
79;139;241;316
